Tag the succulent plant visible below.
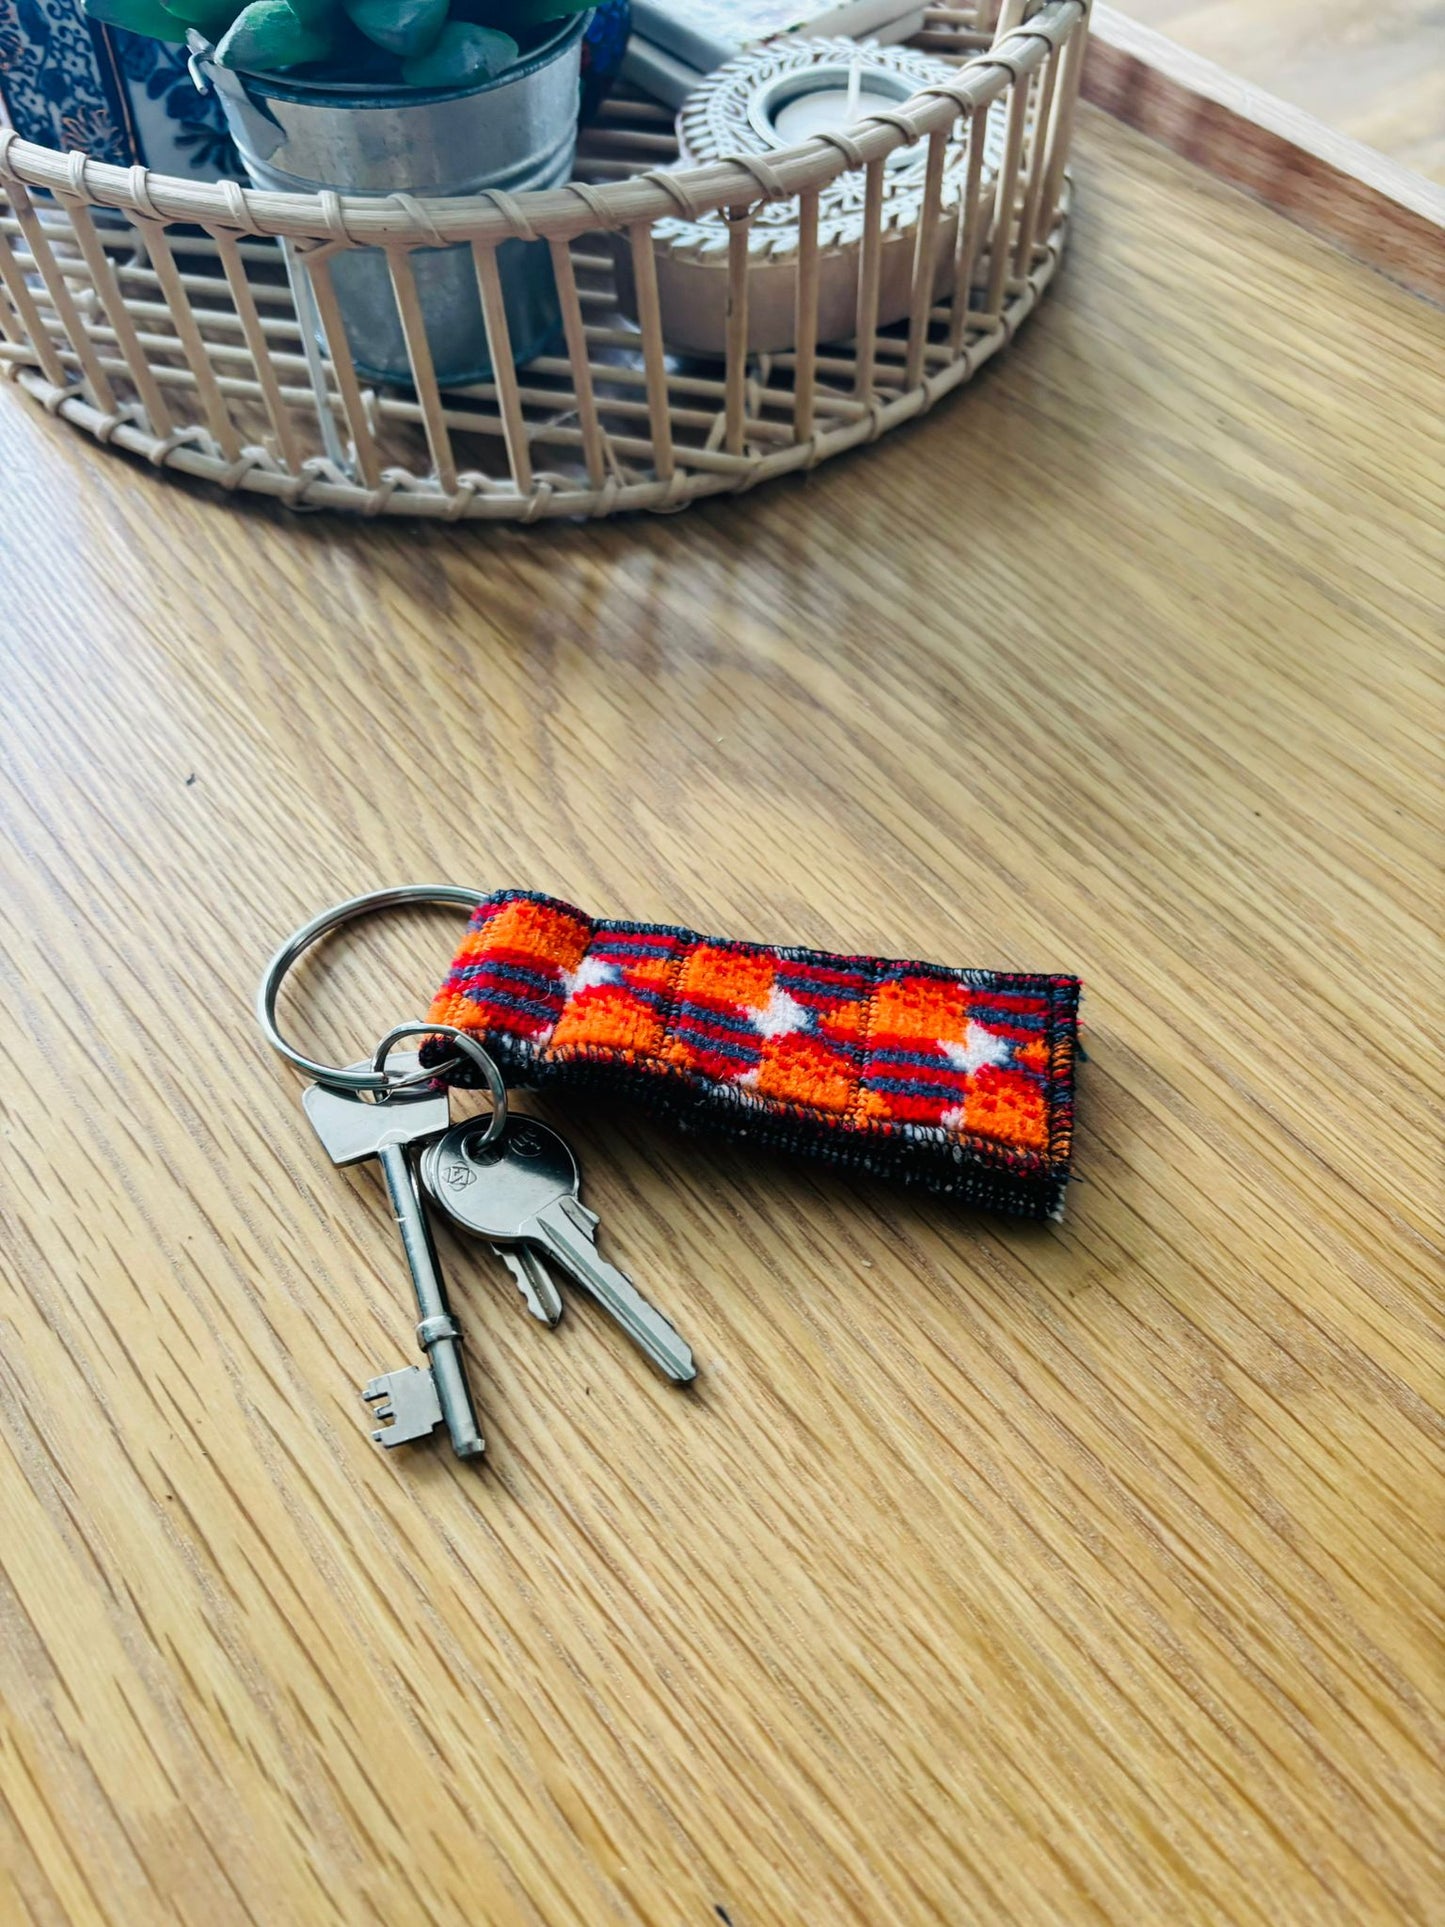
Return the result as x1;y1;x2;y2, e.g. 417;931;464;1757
85;0;592;88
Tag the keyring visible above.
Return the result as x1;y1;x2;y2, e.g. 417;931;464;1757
257;884;488;1094
373;1023;508;1147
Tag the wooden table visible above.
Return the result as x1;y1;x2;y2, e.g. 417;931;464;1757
1;110;1439;1926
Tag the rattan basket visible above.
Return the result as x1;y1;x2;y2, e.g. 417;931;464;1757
0;0;1087;520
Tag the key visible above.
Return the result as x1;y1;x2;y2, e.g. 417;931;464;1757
303;1064;485;1459
491;1246;563;1326
420;1125;562;1325
419;1115;696;1383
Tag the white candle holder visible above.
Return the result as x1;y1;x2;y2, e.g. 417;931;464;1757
617;38;1003;358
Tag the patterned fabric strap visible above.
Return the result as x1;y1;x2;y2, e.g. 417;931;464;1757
426;891;1081;1221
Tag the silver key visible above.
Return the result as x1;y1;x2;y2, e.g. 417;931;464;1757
423;1130;562;1324
419;1116;696;1383
491;1246;563;1326
303;1064;485;1459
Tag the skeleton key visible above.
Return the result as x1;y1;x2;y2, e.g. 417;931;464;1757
303;1068;485;1459
419;1116;696;1383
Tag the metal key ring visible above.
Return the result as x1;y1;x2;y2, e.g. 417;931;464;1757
256;884;488;1093
373;1023;508;1148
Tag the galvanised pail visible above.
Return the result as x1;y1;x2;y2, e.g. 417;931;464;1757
197;15;585;386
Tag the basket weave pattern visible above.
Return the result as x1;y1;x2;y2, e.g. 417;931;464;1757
0;0;1088;519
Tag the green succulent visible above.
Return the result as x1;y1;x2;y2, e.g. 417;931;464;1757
84;0;591;88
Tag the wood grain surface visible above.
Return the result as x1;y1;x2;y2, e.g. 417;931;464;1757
1;110;1441;1927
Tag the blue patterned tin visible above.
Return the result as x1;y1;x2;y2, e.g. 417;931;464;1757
0;0;236;176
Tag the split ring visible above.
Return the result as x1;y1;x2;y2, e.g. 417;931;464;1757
256;883;486;1093
372;1023;508;1146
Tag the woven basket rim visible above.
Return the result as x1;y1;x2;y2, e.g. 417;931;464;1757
0;0;1082;247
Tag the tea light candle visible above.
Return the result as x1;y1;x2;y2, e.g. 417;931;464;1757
772;62;885;141
747;55;922;155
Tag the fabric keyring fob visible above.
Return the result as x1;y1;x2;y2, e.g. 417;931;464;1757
423;891;1080;1221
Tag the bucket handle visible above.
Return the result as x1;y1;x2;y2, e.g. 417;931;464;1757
187;31;286;157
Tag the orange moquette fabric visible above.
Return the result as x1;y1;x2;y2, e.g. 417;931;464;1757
426;891;1081;1220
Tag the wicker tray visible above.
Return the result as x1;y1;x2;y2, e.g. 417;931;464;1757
0;0;1087;520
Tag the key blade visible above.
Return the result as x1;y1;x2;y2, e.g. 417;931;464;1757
529;1198;696;1383
491;1244;563;1326
361;1365;444;1446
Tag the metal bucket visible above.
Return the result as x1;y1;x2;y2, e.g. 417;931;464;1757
195;15;585;385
